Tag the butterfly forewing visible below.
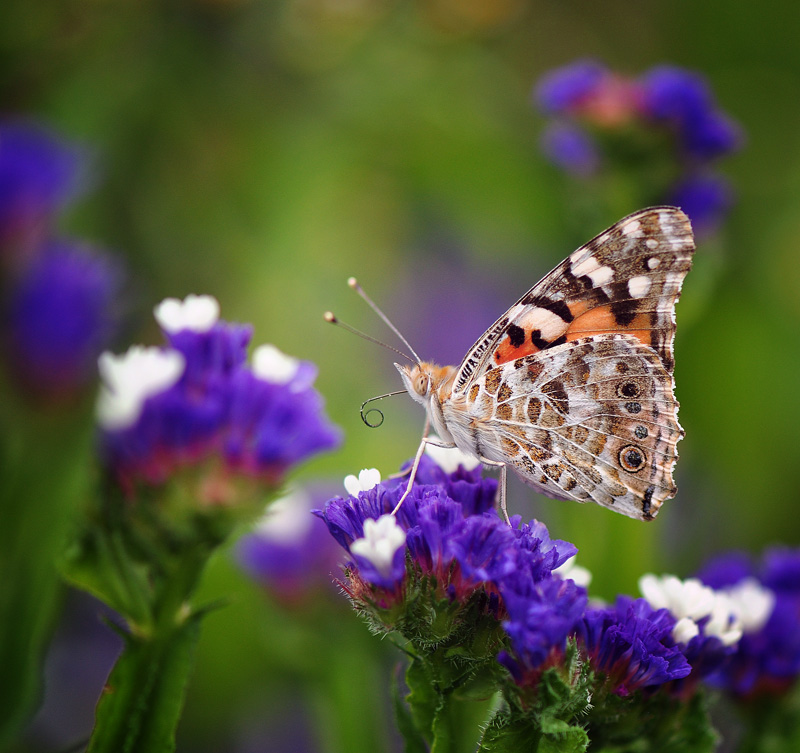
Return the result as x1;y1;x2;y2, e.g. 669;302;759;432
452;206;694;396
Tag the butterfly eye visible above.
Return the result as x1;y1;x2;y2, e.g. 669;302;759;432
414;373;429;396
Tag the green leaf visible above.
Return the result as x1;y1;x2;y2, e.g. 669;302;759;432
0;396;94;747
405;655;438;742
391;664;428;753
478;712;541;752
539;716;589;753
86;611;203;753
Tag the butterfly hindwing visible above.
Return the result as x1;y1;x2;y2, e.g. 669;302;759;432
452;206;694;396
447;335;682;520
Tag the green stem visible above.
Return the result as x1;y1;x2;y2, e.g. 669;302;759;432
87;609;203;753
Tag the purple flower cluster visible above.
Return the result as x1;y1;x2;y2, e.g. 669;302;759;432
98;295;341;498
534;60;741;236
1;120;120;397
316;456;800;710
698;548;800;698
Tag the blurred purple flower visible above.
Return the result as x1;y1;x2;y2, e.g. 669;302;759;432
698;548;800;698
236;486;343;604
533;61;742;235
97;295;341;496
540;122;599;176
668;173;735;238
639;67;713;125
0;121;86;255
576;596;691;696
535;60;608;115
6;240;121;396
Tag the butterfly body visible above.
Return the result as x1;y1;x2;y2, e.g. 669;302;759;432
396;206;694;521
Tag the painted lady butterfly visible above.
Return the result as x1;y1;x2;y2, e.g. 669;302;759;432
393;206;694;522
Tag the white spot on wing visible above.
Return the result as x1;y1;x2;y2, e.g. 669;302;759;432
646;238;659;249
628;275;652;299
571;255;600;277
622;220;641;235
587;265;614;286
647;256;661;269
519;307;568;340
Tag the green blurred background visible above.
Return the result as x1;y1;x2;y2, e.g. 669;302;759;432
4;1;800;750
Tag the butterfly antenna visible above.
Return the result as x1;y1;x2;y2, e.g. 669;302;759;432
323;312;417;365
347;277;422;364
360;389;408;428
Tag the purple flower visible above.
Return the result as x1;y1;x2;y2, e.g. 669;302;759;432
0;121;86;254
97;295;341;496
668;173;735;238
6;240;121;395
540;122;599;176
498;577;588;685
535;60;608;115
698;549;800;697
639;67;713;125
236;485;351;604
576;596;691;696
639;66;742;160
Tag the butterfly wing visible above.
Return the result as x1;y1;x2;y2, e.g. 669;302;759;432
451;206;694;396
447;335;682;520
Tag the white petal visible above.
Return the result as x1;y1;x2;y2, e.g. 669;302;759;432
639;574;715;621
672;617;700;644
96;346;185;430
154;294;220;333
344;468;381;496
704;594;743;647
350;514;406;576
253;489;314;542
424;440;480;473
252;344;300;384
724;578;775;633
553;557;593;588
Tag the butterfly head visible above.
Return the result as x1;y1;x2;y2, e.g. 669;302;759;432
395;362;455;406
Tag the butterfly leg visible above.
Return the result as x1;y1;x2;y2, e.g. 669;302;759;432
476;457;509;524
390;435;457;515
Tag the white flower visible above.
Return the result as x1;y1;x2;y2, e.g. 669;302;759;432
672;616;700;644
553;557;593;588
704;593;743;647
424;439;481;473
640;573;745;647
344;468;381;497
639;574;716;621
349;514;406;577
96;346;185;430
154;294;220;333
724;578;775;634
253;489;314;542
252;344;301;385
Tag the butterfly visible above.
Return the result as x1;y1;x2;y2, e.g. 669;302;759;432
393;206;694;522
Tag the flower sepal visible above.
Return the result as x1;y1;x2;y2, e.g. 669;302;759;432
479;643;592;752
583;686;717;753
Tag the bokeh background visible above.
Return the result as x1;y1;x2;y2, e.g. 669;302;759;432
3;1;800;751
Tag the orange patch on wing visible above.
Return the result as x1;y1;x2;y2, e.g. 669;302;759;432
565;306;654;349
493;336;540;365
